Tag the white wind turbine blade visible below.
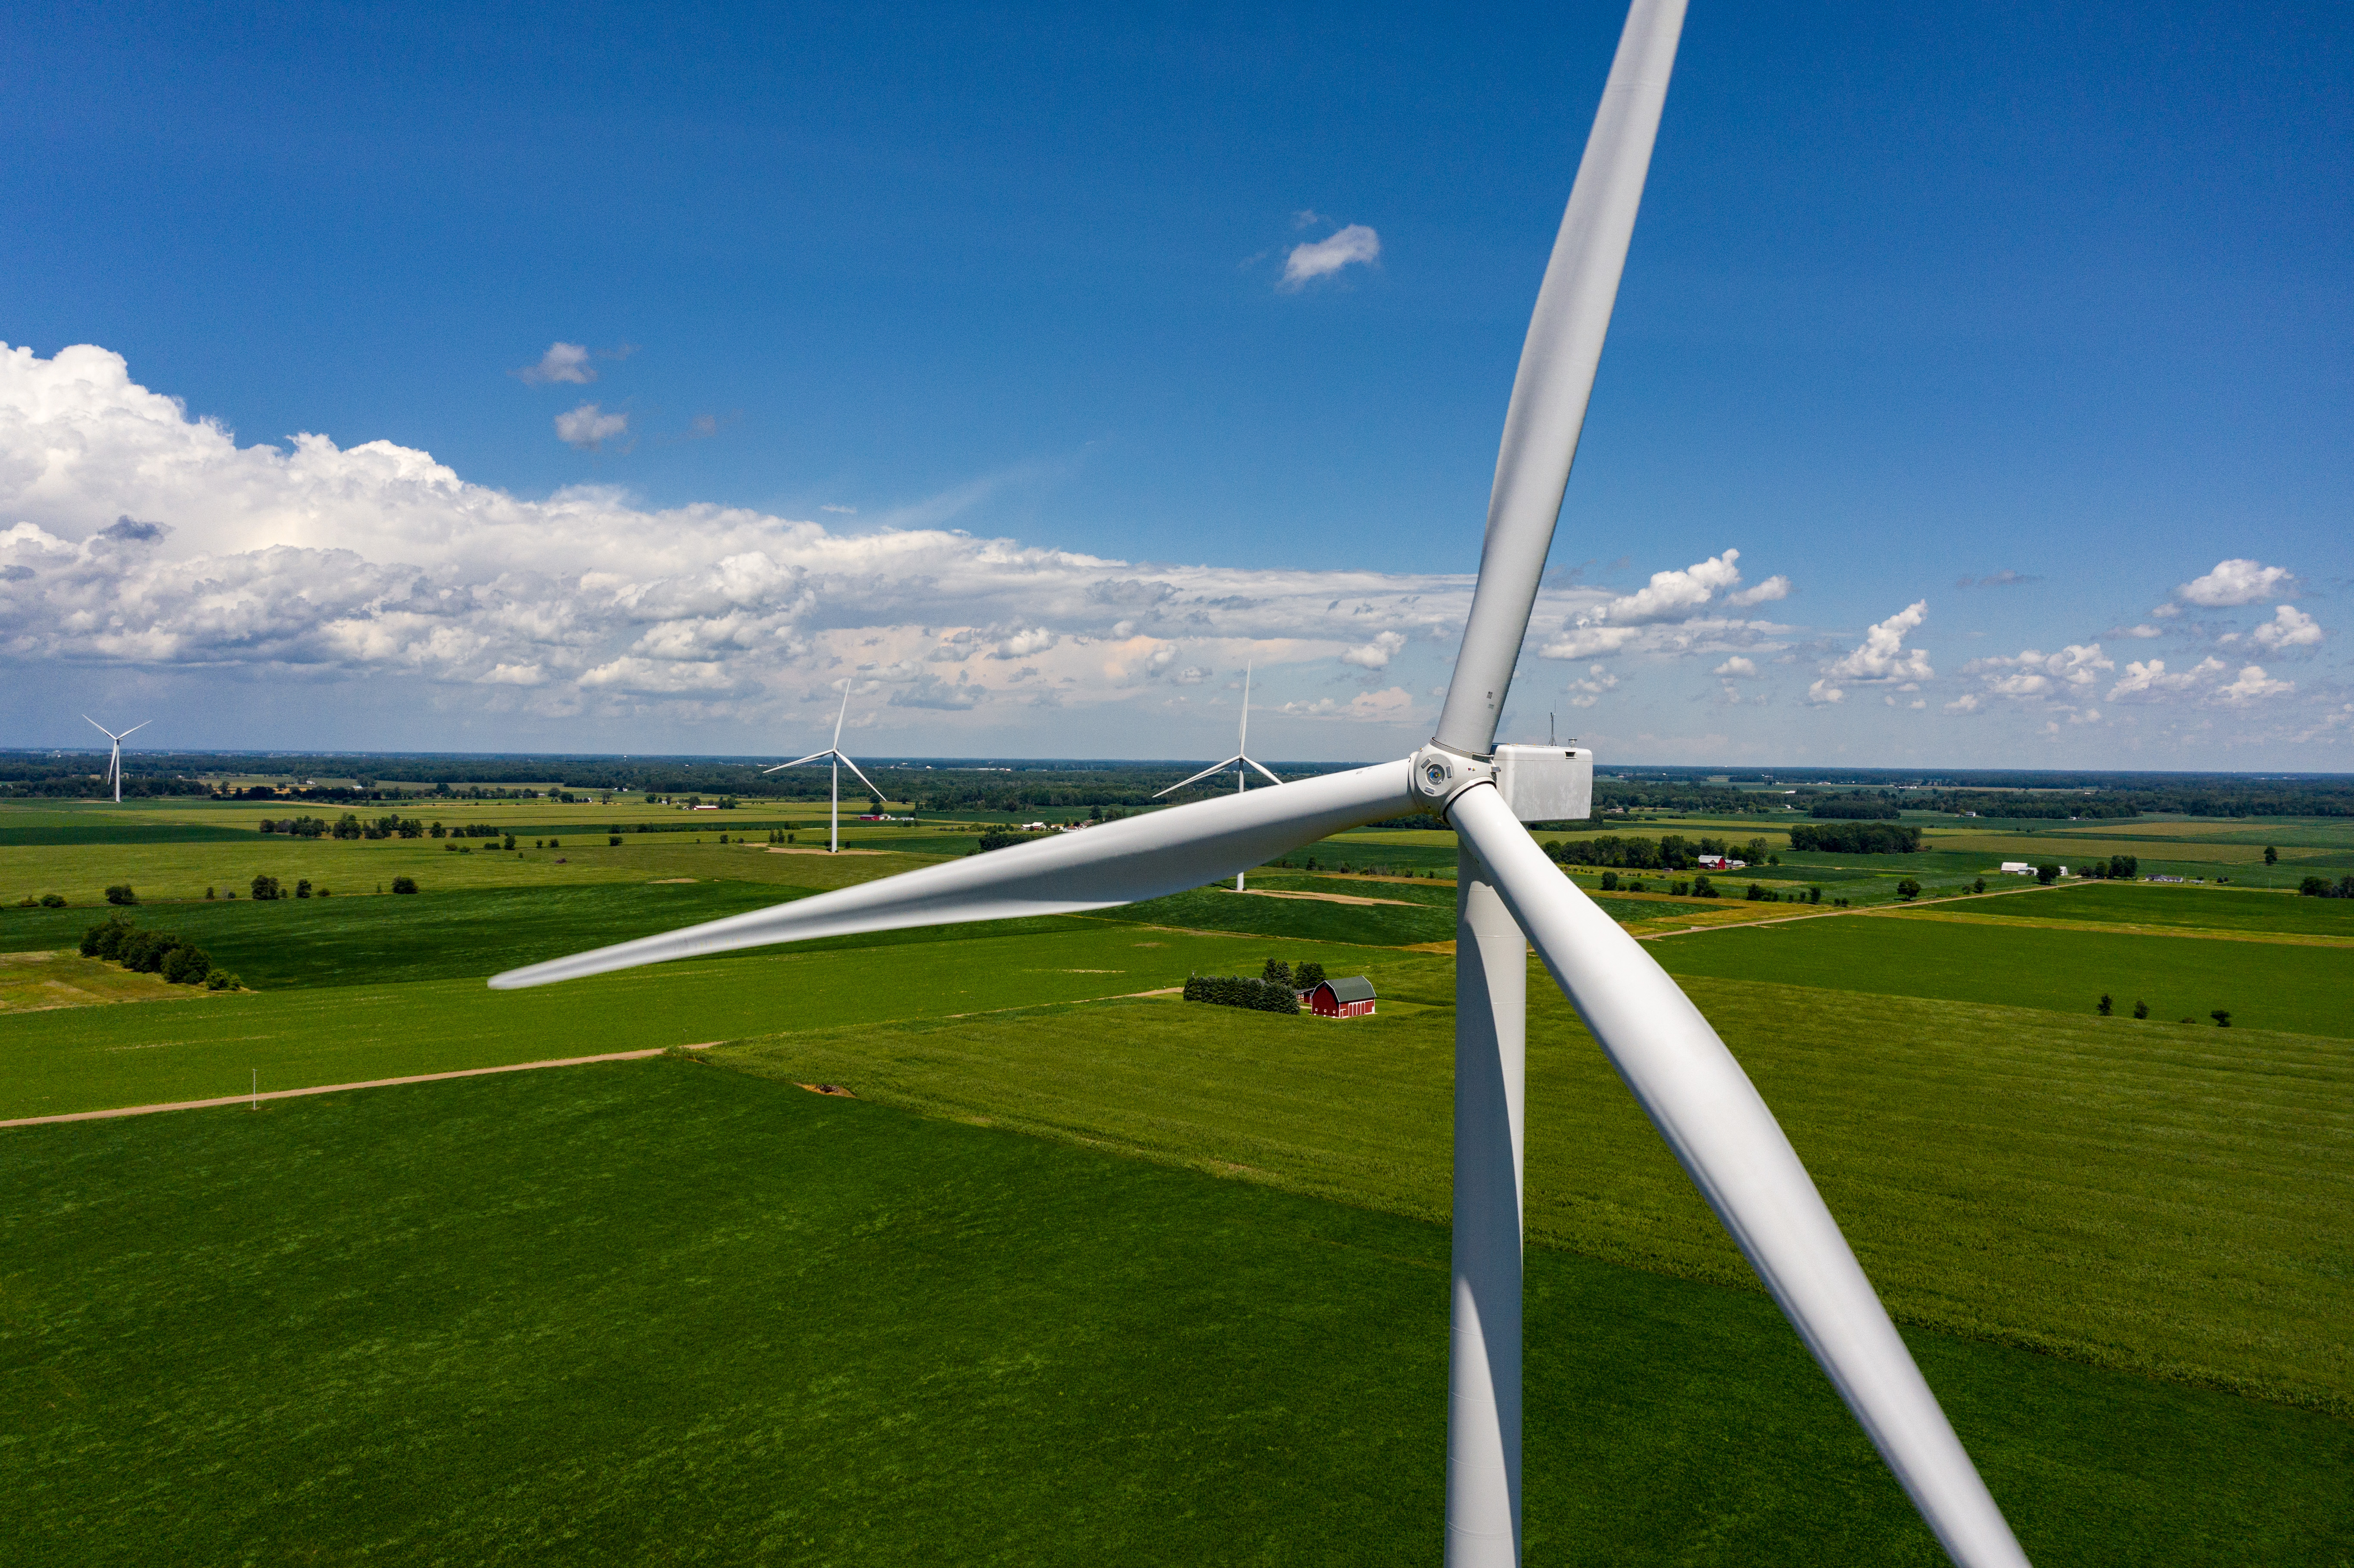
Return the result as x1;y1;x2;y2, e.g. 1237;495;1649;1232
1238;663;1252;754
833;681;852;748
834;753;884;804
1432;0;1684;758
117;720;151;741
765;751;833;773
1153;756;1248;798
1446;783;2029;1568
491;759;1414;989
1241;757;1285;787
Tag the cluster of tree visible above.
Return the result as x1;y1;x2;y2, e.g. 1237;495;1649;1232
1182;972;1302;1014
1809;800;1901;820
2299;875;2354;899
1258;959;1327;989
258;815;331;837
1786;822;1922;854
80;915;238;989
0;773;213;800
434;822;512;839
1597;870;1718;896
1544;834;1769;871
1915;793;2141;820
2079;856;2139;879
1594;781;1786;816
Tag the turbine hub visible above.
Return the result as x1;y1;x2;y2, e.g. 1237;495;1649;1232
1409;744;1496;817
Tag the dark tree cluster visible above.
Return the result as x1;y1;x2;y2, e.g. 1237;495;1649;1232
1544;834;1768;871
1808;800;1902;820
1786;822;1923;854
2300;875;2354;899
1182;973;1301;1014
80;915;237;989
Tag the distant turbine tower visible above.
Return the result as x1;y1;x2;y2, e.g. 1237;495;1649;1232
765;684;882;854
83;716;150;804
1154;664;1283;891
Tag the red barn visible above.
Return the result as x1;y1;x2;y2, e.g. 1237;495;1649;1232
1304;975;1377;1018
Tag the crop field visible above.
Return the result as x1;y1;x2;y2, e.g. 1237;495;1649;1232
1647;908;2354;1036
8;1056;2351;1566
4;793;2351;1562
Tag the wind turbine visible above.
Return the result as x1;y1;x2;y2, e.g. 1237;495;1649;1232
84;716;150;804
493;6;2030;1562
764;683;883;854
1154;664;1283;891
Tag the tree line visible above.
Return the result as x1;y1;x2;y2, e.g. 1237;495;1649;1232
80;915;240;989
1543;834;1772;871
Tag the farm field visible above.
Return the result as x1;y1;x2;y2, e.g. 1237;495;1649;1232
0;921;1395;1121
716;975;2354;1414
1920;880;2354;937
6;1058;2348;1567
5;790;2351;1562
1647;906;2354;1037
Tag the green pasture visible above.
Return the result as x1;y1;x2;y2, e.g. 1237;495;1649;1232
1088;885;1461;947
1648;910;2354;1036
0;880;800;988
717;971;2354;1415
0;922;1397;1120
6;1058;2348;1566
1929;881;2354;937
0;833;948;907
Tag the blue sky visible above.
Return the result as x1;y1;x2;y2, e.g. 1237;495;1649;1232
1;1;2346;765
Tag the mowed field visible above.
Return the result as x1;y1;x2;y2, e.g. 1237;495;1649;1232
4;798;2351;1562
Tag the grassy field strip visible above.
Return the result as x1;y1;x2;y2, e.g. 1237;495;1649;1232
710;972;2354;1415
0;835;951;906
0;1047;670;1126
6;1059;2347;1565
1881;907;2354;948
0;925;1414;1120
1647;911;2354;1037
0;950;211;1014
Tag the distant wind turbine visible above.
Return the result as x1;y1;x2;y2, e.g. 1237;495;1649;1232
1154;664;1283;891
765;684;882;853
84;716;150;804
495;6;2030;1562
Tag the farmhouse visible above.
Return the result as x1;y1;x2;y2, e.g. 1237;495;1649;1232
1302;975;1377;1018
1999;861;2035;874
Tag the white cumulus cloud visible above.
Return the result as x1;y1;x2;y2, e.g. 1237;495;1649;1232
516;342;595;385
1823;600;1933;683
1280;224;1381;289
1712;656;1757;678
2177;558;2295;607
1340;630;1407;668
555;402;629;450
0;342;1593;734
2251;604;2322;651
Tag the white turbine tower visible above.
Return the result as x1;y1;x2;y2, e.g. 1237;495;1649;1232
1154;664;1283;891
493;7;2031;1562
84;716;150;805
765;683;884;854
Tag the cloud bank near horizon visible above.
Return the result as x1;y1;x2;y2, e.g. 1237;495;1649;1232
0;342;2336;759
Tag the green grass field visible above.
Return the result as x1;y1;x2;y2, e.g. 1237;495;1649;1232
713;971;2354;1416
6;1058;2348;1566
6;793;2351;1562
1924;880;2354;936
0;921;1413;1121
1647;909;2354;1036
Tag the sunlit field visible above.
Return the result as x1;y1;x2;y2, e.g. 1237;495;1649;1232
4;792;2350;1564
